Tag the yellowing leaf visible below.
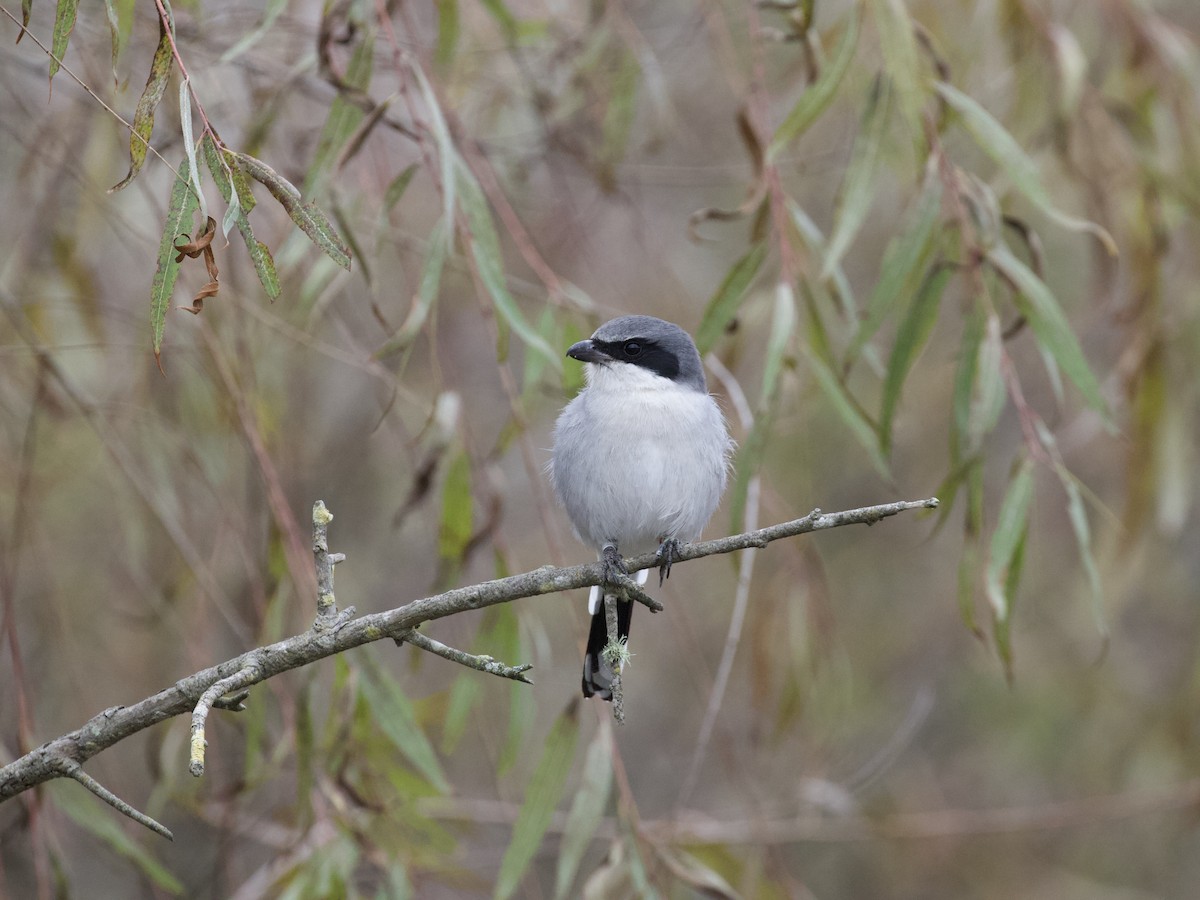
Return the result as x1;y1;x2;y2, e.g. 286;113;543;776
236;151;352;270
48;0;79;84
111;7;174;193
201;136;280;298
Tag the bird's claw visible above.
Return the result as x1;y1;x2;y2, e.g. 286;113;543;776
601;544;627;586
656;538;682;587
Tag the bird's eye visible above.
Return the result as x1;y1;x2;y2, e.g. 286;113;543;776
623;341;642;357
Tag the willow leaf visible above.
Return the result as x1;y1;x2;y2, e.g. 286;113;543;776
822;75;893;280
768;11;860;160
495;705;580;900
987;242;1109;420
236;152;352;270
151;156;199;360
111;9;174;193
48;0;78;84
935;81;1116;255
695;243;767;354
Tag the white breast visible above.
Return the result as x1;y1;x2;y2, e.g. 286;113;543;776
551;363;732;557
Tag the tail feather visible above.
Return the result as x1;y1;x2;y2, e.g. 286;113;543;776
582;596;633;700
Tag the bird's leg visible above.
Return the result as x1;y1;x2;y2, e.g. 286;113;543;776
601;543;627;587
655;538;682;586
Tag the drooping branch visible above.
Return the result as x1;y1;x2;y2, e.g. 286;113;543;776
0;496;937;828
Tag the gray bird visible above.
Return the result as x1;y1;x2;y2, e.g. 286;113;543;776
550;315;733;699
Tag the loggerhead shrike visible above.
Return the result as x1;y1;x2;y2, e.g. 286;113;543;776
551;315;733;700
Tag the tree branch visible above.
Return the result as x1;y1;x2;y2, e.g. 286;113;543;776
0;496;937;830
60;759;173;841
397;628;533;683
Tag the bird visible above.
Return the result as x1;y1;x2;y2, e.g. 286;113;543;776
550;315;733;700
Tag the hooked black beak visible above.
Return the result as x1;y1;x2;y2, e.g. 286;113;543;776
566;339;608;364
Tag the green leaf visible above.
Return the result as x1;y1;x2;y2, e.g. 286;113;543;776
479;0;519;40
412;63;457;234
727;402;774;535
494;703;581;900
789;200;858;322
435;0;460;67
438;448;473;564
495;606;533;776
985;458;1034;631
236;151;352;270
654;847;740;900
295;681;315;826
869;0;925;138
457;162;560;370
1050;453;1106;639
728;283;794;530
761;281;797;403
48;0;79;84
305;29;374;196
219;0;288;63
953;306;984;442
441;669;482;755
376;216;449;356
845;168;942;365
358;660;451;794
110;7;174;193
934;81;1117;255
150;155;200;361
807;352;890;479
202;136;280;298
598;50;641;179
879;265;951;455
555;722;613;899
694;243;767;354
767;10;860;160
821;75;893;280
48;781;183;894
103;0;135;75
987;241;1110;419
958;311;1006;455
956;459;985;638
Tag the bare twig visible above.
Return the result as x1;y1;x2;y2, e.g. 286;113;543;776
397;628;533;683
0;496;936;832
60;759;173;841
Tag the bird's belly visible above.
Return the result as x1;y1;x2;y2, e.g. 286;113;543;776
563;406;722;555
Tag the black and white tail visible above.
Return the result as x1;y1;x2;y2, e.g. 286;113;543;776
581;594;632;700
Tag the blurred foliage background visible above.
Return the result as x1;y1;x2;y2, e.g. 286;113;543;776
2;0;1200;897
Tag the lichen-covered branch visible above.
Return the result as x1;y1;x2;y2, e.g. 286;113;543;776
0;496;937;823
188;665;261;777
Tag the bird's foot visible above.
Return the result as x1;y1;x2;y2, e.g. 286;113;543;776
656;538;682;586
601;543;627;587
